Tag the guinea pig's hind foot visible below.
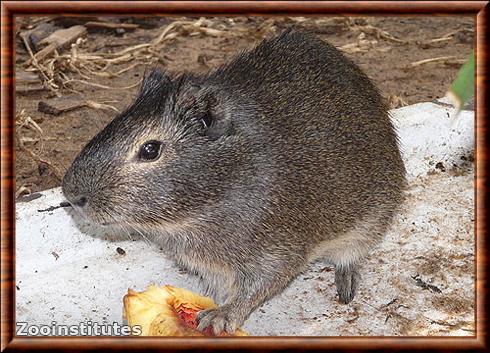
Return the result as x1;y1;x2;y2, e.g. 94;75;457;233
334;264;360;304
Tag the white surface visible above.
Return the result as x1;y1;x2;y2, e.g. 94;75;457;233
16;102;475;336
393;102;474;179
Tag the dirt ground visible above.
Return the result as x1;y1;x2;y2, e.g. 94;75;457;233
14;16;475;195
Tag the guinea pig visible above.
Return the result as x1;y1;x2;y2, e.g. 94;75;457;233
62;29;406;334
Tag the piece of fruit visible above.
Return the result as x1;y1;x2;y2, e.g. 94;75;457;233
123;285;248;336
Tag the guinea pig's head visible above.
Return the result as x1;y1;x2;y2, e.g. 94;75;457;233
62;68;245;231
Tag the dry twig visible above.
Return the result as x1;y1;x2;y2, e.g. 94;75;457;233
409;56;466;67
22;17;227;97
16;110;63;181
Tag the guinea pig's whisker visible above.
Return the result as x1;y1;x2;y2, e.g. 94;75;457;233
127;222;152;245
117;222;137;242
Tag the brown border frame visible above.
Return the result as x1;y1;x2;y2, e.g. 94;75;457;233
1;1;488;352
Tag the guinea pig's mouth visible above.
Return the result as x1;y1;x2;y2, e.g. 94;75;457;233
64;197;170;232
86;212;119;227
65;202;117;227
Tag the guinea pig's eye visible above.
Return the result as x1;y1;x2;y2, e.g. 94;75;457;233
138;140;162;161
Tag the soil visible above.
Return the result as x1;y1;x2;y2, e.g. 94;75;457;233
14;16;475;195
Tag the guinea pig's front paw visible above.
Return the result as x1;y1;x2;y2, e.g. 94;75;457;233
196;306;239;335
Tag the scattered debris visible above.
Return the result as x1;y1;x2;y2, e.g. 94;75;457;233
382;298;398;308
411;274;442;293
15;110;65;181
15;109;43;140
37;203;66;213
387;95;408;109
418;37;453;49
85;21;139;31
38;160;50;176
17;192;43;203
319;266;333;273
16;83;46;95
197;54;209;67
62;78;141;91
18;17;230;99
338;37;378;54
38;95;87;115
49;16;100;28
26;21;58;50
348;22;408;44
435;162;446;172
38;95;120;115
418;28;474;49
84;100;119;113
409;56;466;68
24;25;87;65
15;70;45;94
16;185;33;199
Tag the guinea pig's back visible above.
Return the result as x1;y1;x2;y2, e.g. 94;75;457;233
211;29;406;236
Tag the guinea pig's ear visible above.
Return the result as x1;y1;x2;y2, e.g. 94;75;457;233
123;68;172;117
199;90;235;141
179;83;235;141
139;68;172;98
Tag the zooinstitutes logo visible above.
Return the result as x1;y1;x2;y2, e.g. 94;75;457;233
16;321;142;336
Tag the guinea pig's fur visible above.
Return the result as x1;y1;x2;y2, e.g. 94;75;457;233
62;29;406;334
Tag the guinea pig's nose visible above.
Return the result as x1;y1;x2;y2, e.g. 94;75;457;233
71;195;88;208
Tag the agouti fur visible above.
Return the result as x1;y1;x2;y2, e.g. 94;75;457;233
62;29;406;334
